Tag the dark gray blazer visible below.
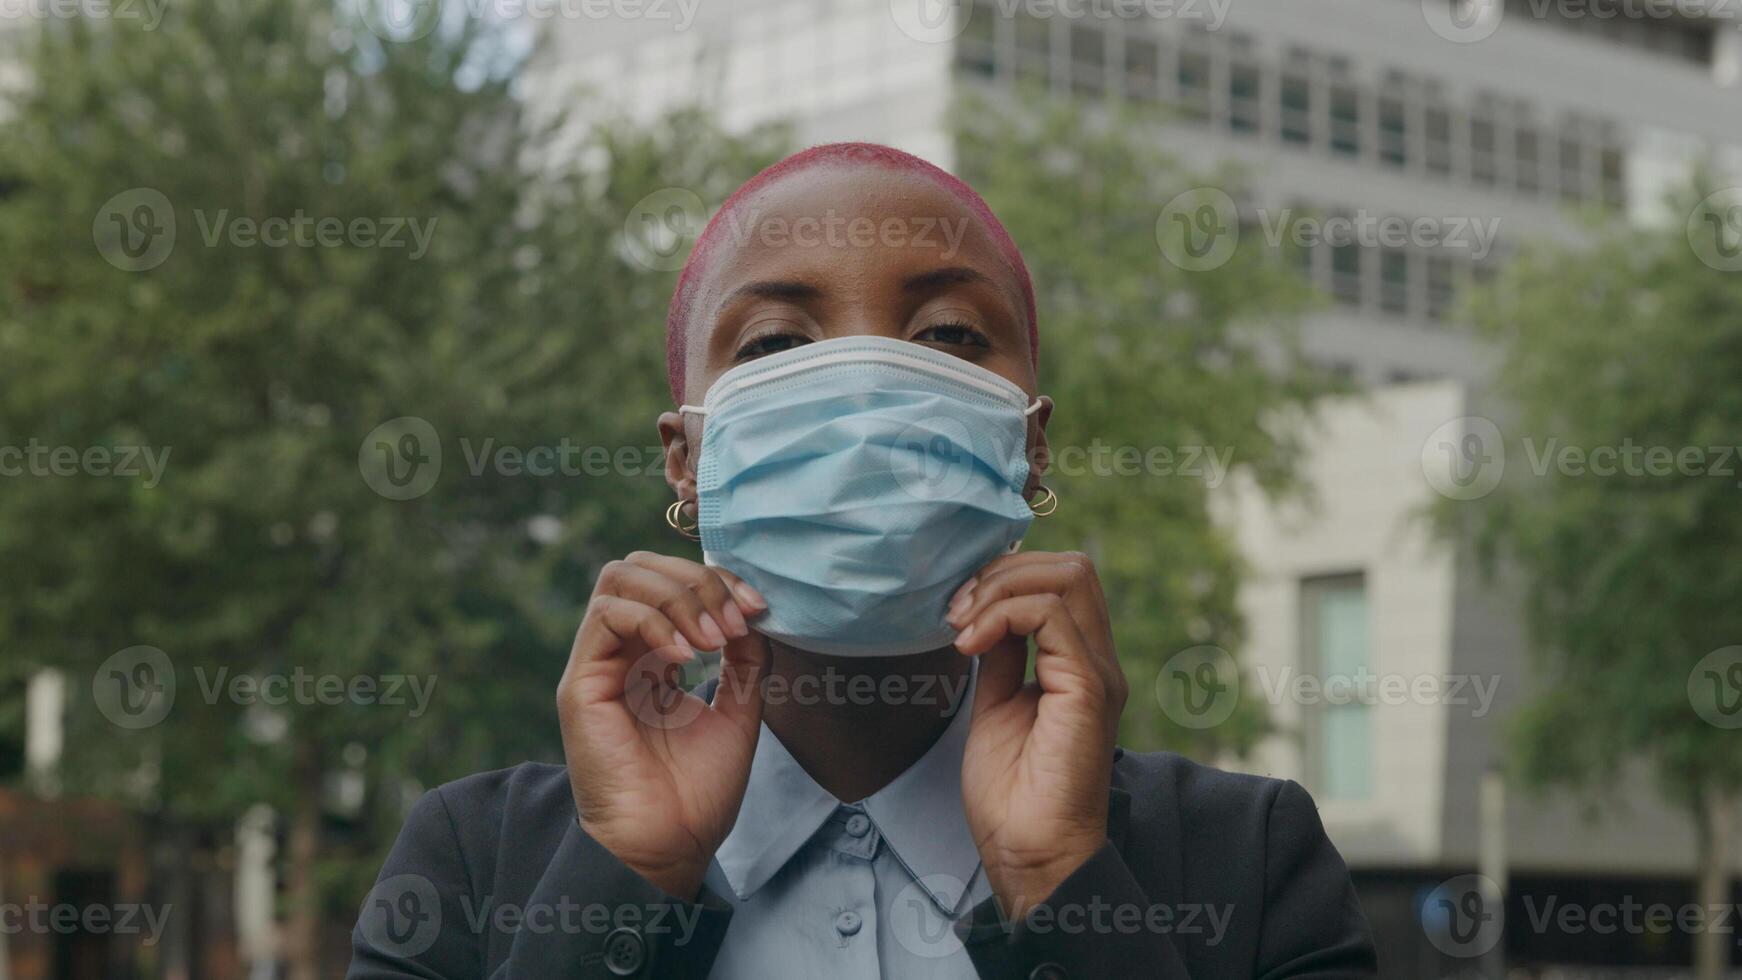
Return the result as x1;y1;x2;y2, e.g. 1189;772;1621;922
347;737;1376;979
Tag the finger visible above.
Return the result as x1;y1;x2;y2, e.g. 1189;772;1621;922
948;558;1116;691
710;629;769;734
947;549;1095;612
600;559;729;650
947;556;1103;631
562;596;695;713
955;594;1102;699
972;629;1029;709
624;551;765;638
573;594;695;668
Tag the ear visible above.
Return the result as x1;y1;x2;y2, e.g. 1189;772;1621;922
657;410;697;503
1024;395;1053;499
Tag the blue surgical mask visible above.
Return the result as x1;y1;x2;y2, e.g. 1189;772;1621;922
680;335;1043;657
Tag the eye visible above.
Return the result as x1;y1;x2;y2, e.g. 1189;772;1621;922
733;331;811;362
915;321;991;349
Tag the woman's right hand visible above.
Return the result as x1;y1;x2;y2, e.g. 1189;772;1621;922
557;551;769;900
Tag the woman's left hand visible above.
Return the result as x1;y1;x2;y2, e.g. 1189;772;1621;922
949;550;1128;922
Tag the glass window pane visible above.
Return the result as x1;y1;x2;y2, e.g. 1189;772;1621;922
1379;96;1407;168
1125;35;1160;100
1330;84;1360;157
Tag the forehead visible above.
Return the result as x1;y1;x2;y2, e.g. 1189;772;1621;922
687;164;1024;328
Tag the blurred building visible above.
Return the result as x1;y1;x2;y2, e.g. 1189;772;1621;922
532;0;1742;973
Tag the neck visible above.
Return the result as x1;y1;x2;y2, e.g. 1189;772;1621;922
759;641;972;804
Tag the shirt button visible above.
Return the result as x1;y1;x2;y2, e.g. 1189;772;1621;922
835;910;863;936
602;926;646;976
844;813;871;837
1029;964;1068;980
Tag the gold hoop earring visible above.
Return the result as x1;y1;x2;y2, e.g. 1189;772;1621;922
665;499;700;541
1028;484;1058;517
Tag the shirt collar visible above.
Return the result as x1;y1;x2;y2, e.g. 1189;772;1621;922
712;662;981;915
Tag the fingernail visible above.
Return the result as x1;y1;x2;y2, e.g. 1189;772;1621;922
954;622;977;647
697;612;727;650
947;582;977;625
718;601;748;638
731;581;767;612
668;636;696;662
951;578;978;605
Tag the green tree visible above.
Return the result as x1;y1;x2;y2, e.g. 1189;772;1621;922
0;2;782;975
955;90;1335;759
1443;179;1742;980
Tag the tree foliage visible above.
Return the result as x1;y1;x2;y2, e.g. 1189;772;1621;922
1444;179;1742;812
0;0;784;933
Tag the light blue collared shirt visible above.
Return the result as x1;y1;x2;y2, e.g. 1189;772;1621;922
703;665;989;978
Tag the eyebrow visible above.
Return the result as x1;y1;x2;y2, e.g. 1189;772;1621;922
720;266;999;312
902;266;994;293
723;279;824;304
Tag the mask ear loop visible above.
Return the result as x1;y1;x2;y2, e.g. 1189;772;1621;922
1007;396;1049;555
666;405;711;541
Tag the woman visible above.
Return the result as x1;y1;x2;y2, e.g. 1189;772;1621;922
349;143;1376;978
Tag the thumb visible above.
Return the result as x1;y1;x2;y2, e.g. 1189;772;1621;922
971;631;1028;713
711;629;768;734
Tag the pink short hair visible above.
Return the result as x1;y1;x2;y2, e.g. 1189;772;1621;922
663;142;1039;403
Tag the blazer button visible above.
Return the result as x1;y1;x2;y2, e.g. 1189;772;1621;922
603;926;646;976
1029;963;1068;980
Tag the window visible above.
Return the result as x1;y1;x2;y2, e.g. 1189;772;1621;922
1515;126;1541;193
1229;59;1262;134
1329;83;1360;157
1380;249;1411;315
956;1;997;78
1124;35;1160;100
1301;574;1372;802
1280;71;1311;145
1424;104;1453;176
1378;95;1407;168
1015;13;1051;86
1069;24;1105;96
1558;133;1586;202
1426;253;1457;321
1330;228;1363;307
1177;48;1212;120
1469;113;1497;186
